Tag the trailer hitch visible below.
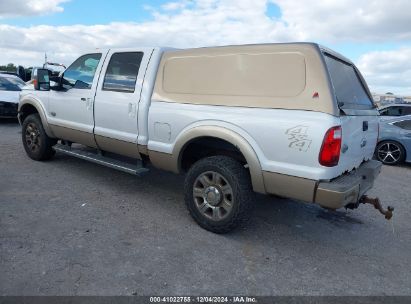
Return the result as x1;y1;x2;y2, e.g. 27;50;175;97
360;195;394;220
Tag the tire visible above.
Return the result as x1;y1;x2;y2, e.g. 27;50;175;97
375;140;405;165
184;156;255;233
22;114;56;161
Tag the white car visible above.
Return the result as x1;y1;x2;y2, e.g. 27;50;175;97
0;73;26;118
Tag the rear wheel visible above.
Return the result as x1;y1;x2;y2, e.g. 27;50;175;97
376;141;405;165
22;114;56;161
184;156;254;233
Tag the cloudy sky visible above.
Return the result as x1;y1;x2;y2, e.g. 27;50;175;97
0;0;410;95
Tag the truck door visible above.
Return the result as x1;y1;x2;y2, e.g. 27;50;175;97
93;49;153;158
48;52;107;147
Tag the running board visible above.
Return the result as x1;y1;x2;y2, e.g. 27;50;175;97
53;144;149;176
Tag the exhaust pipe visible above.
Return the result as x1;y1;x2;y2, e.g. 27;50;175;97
360;195;394;220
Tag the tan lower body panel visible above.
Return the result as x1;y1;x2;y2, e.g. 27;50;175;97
149;149;317;202
138;144;149;156
95;135;141;159
50;125;141;159
148;150;178;173
50;125;97;148
263;171;317;202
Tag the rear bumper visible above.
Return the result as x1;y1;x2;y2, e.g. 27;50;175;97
314;160;382;209
0;101;18;118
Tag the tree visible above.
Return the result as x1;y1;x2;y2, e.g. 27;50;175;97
0;63;17;72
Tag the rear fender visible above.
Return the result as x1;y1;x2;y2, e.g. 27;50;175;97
174;126;265;194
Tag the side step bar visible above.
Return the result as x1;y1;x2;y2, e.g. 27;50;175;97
53;144;149;176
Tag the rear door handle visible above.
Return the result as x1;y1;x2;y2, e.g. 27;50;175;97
81;97;87;101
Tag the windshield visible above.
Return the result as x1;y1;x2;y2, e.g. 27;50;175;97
324;54;373;110
0;75;25;91
6;76;26;88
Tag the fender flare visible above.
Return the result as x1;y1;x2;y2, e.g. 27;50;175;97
19;97;56;138
173;125;266;194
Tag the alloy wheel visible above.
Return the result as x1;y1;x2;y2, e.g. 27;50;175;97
377;142;402;164
193;171;234;221
25;123;41;153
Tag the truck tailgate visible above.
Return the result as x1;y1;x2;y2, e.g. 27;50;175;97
339;115;379;172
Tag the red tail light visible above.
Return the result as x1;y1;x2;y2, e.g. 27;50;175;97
319;126;342;167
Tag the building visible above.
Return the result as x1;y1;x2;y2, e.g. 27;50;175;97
372;93;411;107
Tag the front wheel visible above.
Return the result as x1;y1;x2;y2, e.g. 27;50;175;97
22;114;56;161
184;156;255;233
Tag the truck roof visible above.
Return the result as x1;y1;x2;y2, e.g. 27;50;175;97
90;47;176;53
79;43;352;68
92;43;352;64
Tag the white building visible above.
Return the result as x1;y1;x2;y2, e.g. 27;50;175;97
372;93;411;107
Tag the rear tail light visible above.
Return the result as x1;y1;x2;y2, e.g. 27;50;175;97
319;126;342;167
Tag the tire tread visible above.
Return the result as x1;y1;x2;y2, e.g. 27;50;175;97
22;114;55;161
184;156;254;233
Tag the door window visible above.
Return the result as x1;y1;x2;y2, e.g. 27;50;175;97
401;107;411;115
102;52;143;93
393;120;411;130
63;53;102;90
380;106;404;116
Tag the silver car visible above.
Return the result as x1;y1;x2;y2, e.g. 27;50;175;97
379;104;411;118
376;115;411;165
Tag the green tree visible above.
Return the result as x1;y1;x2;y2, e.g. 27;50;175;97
0;63;17;72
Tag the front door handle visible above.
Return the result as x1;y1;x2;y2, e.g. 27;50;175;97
128;103;136;117
81;97;93;110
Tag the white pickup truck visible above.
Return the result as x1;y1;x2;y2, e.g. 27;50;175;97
18;43;393;233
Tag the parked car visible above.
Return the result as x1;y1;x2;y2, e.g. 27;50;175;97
0;73;26;118
379;104;411;118
0;70;21;78
375;115;411;165
19;43;389;233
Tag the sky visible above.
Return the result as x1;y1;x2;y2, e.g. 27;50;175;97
0;0;410;95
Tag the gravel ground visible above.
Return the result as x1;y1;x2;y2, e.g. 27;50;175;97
1;119;410;296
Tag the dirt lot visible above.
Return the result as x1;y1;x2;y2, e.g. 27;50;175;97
1;119;410;296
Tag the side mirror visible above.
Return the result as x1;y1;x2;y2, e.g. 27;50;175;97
50;73;64;90
33;68;50;91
